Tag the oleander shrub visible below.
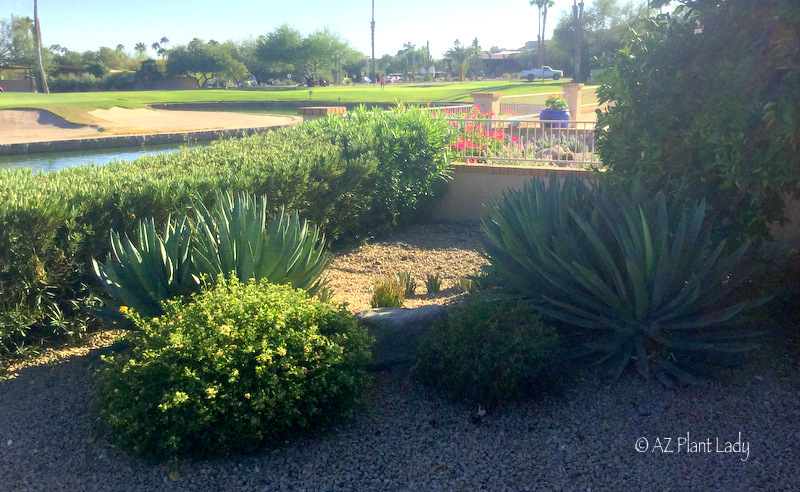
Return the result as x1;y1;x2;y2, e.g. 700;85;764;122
0;107;453;352
481;173;766;385
413;295;563;408
49;73;99;92
304;105;456;233
94;277;373;461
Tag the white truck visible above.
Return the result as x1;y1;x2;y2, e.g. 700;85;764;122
521;66;563;82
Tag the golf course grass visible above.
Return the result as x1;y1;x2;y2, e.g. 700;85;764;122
0;80;596;125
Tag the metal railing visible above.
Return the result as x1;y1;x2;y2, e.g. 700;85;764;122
446;117;600;167
498;94;549;118
429;104;474;116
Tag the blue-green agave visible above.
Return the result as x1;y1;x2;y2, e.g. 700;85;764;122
191;191;330;297
92;216;198;319
481;174;766;385
93;191;331;321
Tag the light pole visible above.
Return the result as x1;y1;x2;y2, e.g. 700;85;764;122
370;0;376;82
572;0;584;83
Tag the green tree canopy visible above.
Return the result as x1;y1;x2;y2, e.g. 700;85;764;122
255;24;303;79
548;0;648;79
254;25;360;82
166;38;250;87
0;15;37;67
596;0;800;242
445;39;474;81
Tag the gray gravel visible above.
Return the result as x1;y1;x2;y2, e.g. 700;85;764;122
1;348;798;491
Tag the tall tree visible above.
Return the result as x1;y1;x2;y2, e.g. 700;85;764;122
470;37;482;80
0;16;36;66
134;42;147;58
33;0;49;93
530;0;555;67
255;24;303;79
548;0;647;80
160;36;170;51
166;38;248;87
445;39;474;81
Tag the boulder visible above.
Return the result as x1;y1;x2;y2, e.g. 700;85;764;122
354;305;448;369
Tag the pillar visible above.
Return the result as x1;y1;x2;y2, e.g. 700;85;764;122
561;83;584;120
470;92;502;116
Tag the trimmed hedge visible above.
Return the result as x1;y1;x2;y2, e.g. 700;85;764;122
0;105;454;353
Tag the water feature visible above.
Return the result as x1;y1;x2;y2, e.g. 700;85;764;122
0;142;208;173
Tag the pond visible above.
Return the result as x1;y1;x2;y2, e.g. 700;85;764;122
0;142;208;173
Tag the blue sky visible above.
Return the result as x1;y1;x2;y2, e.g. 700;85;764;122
4;0;591;58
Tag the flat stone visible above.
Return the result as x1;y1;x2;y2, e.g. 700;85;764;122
355;305;448;368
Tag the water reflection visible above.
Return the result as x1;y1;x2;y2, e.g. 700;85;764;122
0;142;208;172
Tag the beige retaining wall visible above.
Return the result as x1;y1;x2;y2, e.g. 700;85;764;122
428;164;595;223
429;163;800;249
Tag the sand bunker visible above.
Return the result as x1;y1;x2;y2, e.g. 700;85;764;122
0;108;301;145
0;109;102;144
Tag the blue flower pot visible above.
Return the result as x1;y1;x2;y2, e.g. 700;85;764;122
539;108;570;128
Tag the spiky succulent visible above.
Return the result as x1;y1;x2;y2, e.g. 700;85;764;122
92;216;198;319
191;191;330;297
481;174;766;385
93;191;331;321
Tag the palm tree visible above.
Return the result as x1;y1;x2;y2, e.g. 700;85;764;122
530;0;555;67
33;0;49;93
151;41;160;53
134;42;147;59
115;44;125;53
445;39;474;81
160;36;170;51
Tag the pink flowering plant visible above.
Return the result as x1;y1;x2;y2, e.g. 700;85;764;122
441;103;597;167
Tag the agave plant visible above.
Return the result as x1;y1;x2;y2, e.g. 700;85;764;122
92;216;198;319
191;191;330;297
481;174;766;385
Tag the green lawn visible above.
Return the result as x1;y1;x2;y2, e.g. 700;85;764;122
0;80;596;125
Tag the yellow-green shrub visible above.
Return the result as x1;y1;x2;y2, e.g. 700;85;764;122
94;277;373;461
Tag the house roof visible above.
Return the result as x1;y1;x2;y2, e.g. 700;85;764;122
481;50;524;60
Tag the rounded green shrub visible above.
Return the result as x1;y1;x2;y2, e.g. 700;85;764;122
94;277;373;461
412;295;563;408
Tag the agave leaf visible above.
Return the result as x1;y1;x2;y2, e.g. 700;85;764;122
568;207;633;307
634;335;652;376
93;258;159;315
607;339;634;381
658;359;704;385
663;297;768;331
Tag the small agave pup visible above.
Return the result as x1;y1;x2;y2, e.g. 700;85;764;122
481;174;767;386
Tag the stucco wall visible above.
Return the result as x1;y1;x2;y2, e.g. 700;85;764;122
429;163;800;250
428;164;595;223
0;79;34;92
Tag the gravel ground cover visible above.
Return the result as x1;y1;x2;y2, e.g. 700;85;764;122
1;223;798;491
